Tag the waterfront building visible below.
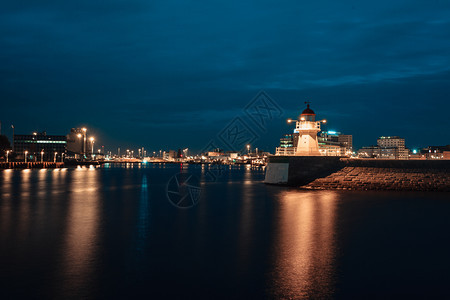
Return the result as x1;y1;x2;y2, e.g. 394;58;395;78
66;128;86;157
357;146;381;158
338;134;353;153
279;134;294;148
377;136;408;160
14;132;66;161
357;136;409;159
422;145;450;159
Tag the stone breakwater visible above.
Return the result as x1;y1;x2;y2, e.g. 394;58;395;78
303;166;450;192
265;156;450;191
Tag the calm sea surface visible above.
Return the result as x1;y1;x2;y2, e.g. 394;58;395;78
1;164;449;299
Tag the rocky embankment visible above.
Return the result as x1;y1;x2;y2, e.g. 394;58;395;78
303;166;450;192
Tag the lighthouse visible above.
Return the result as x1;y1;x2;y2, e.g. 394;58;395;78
290;102;326;156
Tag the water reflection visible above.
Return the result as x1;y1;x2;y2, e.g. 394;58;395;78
269;190;338;299
134;175;150;263
58;168;100;297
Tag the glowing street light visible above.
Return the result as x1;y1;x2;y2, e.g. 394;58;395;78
6;150;10;163
82;128;87;156
54;152;57;163
89;137;95;156
41;150;44;163
24;150;28;163
77;133;83;157
247;144;250;154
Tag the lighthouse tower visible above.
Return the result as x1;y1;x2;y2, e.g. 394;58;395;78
294;102;324;156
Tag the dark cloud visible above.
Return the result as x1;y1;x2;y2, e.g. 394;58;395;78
1;0;450;152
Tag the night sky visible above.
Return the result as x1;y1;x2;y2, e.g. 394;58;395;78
1;0;449;153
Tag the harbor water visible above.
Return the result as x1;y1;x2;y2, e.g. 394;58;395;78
1;164;449;298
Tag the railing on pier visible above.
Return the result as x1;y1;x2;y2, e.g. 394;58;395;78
0;162;64;169
275;147;297;156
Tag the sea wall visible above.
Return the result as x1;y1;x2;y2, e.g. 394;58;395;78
265;156;450;191
264;156;342;185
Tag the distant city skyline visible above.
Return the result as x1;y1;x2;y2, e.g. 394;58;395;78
1;1;449;152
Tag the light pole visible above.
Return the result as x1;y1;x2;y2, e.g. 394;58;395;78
159;150;162;157
247;144;250;155
6;150;9;163
11;124;14;152
90;137;95;158
153;151;155;157
41;150;44;163
54;152;57;163
61;153;64;162
24;150;28;163
77;133;82;158
82;127;87;156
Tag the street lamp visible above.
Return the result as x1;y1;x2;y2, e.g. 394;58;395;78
41;150;44;163
6;150;10;163
24;150;28;163
82;128;87;156
247;144;250;155
77;133;83;158
90;137;95;157
54;152;57;163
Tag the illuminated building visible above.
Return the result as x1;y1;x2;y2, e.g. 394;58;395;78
422;145;450;159
66;128;88;158
357;136;409;159
279;134;294;148
338;135;353;153
317;131;352;156
14;131;66;161
377;136;408;160
357;146;381;158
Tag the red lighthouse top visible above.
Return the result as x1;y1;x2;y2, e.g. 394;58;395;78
301;102;315;115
